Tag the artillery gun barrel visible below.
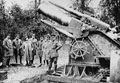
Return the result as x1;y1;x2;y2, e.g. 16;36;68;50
37;2;72;26
49;1;110;29
49;1;84;18
41;19;53;27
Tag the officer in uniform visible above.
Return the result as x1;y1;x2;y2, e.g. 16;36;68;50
13;34;23;64
48;35;62;74
42;34;51;66
2;34;13;67
29;34;37;66
36;37;43;67
22;35;31;66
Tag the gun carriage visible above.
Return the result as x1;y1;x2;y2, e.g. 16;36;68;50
38;1;120;83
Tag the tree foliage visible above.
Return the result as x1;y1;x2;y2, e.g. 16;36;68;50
72;0;94;14
0;0;6;40
72;0;120;27
0;0;53;40
100;0;120;27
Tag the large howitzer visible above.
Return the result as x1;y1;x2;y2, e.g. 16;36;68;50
38;1;120;82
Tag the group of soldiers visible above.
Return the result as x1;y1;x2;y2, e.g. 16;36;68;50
1;33;62;73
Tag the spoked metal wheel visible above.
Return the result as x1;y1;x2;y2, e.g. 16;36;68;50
70;38;89;59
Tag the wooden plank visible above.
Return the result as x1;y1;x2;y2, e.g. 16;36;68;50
42;75;98;83
68;63;100;67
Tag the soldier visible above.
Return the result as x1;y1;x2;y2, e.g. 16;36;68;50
2;34;13;67
48;35;62;74
42;34;51;66
29;34;37;66
13;34;23;64
36;37;43;67
22;35;31;66
46;35;52;65
42;35;47;65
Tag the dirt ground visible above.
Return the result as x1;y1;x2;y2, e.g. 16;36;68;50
0;44;70;83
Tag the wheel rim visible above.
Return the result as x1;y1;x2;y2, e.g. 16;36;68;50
71;40;87;59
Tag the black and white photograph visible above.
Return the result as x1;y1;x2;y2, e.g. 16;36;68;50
0;0;120;83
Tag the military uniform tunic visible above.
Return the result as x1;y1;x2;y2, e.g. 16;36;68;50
13;39;22;56
36;40;43;57
3;38;13;57
29;38;37;60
